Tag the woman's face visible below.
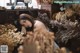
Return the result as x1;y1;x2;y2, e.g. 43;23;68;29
20;20;32;27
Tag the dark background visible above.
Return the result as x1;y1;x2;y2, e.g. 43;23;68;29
17;0;24;2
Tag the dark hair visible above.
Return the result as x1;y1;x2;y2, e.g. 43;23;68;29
18;14;34;31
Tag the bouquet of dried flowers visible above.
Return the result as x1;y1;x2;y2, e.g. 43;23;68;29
0;24;24;53
24;22;54;53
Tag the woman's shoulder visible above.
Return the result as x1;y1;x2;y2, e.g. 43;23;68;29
35;20;43;24
34;20;47;30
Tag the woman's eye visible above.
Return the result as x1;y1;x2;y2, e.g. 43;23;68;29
23;20;26;23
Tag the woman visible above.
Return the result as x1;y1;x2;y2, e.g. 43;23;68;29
18;13;59;53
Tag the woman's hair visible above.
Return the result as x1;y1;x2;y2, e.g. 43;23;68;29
19;14;35;31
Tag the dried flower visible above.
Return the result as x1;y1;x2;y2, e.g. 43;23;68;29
0;24;24;53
